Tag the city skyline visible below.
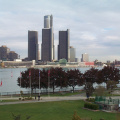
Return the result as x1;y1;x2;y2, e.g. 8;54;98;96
0;0;120;62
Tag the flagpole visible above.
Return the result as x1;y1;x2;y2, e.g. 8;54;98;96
39;70;40;96
20;70;21;97
48;75;49;97
29;70;31;97
11;69;13;98
0;79;2;102
48;69;50;97
30;76;31;97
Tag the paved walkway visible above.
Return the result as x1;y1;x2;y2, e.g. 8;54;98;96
0;96;87;105
0;95;120;105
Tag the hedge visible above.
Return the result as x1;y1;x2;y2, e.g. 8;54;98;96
84;102;99;110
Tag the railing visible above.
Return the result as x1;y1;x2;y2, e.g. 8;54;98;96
0;87;83;96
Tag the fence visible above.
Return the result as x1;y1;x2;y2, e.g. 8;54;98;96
95;96;120;105
0;87;83;97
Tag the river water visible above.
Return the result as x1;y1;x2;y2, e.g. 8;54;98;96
0;67;103;94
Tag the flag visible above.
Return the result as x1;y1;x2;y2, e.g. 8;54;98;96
0;81;2;87
29;70;31;77
48;70;50;77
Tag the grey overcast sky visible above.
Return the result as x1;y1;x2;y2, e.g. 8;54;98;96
0;0;120;62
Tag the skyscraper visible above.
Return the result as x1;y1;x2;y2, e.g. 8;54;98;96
28;30;39;61
0;45;10;61
58;29;70;62
70;46;75;62
44;15;53;28
41;15;54;62
81;53;89;62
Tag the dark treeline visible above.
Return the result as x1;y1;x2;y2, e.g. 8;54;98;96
17;66;120;95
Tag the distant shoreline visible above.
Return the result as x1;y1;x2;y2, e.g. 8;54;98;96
0;65;103;69
34;65;95;68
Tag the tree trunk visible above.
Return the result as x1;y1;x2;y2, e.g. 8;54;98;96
72;86;75;93
53;83;55;94
31;88;33;94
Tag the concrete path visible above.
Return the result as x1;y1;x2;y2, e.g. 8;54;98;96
0;96;87;105
0;95;120;105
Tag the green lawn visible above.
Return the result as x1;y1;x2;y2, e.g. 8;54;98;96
0;100;19;102
41;91;82;97
0;100;116;120
17;91;84;98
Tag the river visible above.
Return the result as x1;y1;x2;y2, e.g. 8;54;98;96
0;67;103;94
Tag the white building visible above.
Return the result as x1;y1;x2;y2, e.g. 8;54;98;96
70;46;75;62
81;53;89;62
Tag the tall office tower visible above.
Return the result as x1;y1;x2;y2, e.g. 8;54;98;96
41;15;54;62
0;45;10;61
70;46;75;62
81;53;89;62
28;30;39;62
44;15;53;28
58;29;70;62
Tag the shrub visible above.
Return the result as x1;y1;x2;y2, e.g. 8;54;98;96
19;98;21;100
25;97;32;100
86;98;95;102
72;111;82;120
84;102;99;110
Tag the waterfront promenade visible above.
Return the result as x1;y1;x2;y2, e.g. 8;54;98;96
0;96;86;105
0;95;120;106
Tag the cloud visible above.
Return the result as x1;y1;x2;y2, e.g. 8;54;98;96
0;0;120;62
104;36;120;40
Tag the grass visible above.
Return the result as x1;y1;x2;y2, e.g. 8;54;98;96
41;91;82;97
17;91;84;98
0;99;19;102
0;100;117;120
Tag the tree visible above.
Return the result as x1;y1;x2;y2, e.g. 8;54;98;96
83;68;99;96
40;69;49;90
48;67;67;94
107;80;117;93
17;67;68;94
17;68;40;93
96;69;104;84
101;66;120;90
95;86;105;96
67;69;83;92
